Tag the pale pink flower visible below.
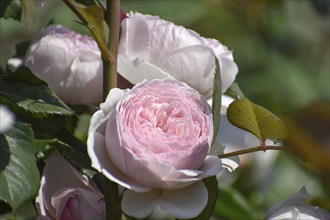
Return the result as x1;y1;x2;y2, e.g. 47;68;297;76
36;155;105;220
88;79;222;219
265;187;330;220
118;12;238;98
25;25;103;105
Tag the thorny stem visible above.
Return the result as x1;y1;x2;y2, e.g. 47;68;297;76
218;146;294;159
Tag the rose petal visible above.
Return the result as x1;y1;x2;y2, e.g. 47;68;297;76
266;187;310;219
220;157;239;172
122;188;161;218
25;45;72;88
198;156;223;178
265;187;330;220
64;50;102;104
117;55;171;85
119;12;150;60
218;55;239;93
88;132;150;192
160;181;208;219
121;181;208;219
88;88;129;136
159;45;215;98
52;188;104;220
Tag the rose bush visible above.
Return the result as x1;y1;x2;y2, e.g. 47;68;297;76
36;154;105;220
87;79;222;219
265;187;330;220
117;12;239;98
25;25;103;105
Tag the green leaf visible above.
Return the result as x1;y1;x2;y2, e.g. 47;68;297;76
0;65;44;84
212;56;222;145
214;185;256;220
178;176;218;220
36;129;91;172
226;82;245;99
0;122;40;211
0;80;75;118
227;98;287;141
0;0;21;19
34;139;57;160
64;0;106;42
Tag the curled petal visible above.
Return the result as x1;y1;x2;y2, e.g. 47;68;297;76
117;55;171;85
88;132;151;192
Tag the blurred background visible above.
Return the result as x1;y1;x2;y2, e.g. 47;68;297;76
0;0;329;219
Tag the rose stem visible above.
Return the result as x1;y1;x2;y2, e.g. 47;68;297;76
103;0;120;100
218;146;294;159
103;1;121;220
63;0;115;66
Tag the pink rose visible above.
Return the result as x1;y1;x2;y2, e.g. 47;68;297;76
118;12;238;98
36;155;105;220
25;25;103;105
88;79;222;218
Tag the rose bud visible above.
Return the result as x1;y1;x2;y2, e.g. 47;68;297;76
25;25;103;105
36;155;105;220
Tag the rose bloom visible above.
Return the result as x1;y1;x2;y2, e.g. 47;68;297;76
118;12;238;98
265;187;330;220
88;79;223;219
36;154;105;220
25;25;103;105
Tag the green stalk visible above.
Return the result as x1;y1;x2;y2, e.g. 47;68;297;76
218;146;293;159
63;0;122;219
103;176;121;220
103;0;120;100
63;0;114;64
104;1;121;220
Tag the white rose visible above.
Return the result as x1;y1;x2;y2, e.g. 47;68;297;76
118;12;238;98
265;187;330;220
25;25;103;105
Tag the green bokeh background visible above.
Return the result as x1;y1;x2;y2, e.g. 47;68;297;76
0;0;329;219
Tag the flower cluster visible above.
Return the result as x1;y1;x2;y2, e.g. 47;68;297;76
26;12;239;219
23;9;329;220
